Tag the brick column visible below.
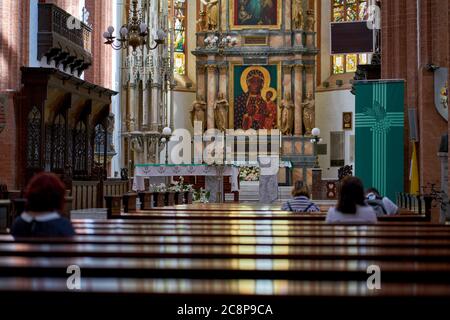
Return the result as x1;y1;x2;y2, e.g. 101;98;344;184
85;0;113;89
0;0;29;188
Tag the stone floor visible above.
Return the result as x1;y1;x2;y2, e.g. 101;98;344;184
71;208;108;220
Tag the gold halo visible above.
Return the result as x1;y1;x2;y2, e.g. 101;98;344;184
240;66;271;93
262;87;277;102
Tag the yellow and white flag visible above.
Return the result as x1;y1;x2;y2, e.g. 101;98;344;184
409;142;419;195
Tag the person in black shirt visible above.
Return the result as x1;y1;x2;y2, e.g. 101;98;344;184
11;172;75;238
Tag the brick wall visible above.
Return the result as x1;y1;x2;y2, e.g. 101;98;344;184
0;0;114;189
84;0;113;89
381;0;450;191
0;0;30;189
42;0;81;18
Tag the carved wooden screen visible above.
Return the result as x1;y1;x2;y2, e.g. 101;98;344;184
26;106;41;168
51;113;66;172
73;120;88;175
94;123;106;165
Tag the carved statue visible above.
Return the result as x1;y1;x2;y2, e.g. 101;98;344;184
197;10;208;31
302;92;315;135
214;93;229;131
120;168;129;181
292;0;304;29
203;0;219;30
280;93;295;136
106;113;115;134
147;137;158;163
190;98;207;131
305;9;315;32
130;136;144;153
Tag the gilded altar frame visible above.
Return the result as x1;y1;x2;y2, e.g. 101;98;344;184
229;62;282;130
229;0;282;30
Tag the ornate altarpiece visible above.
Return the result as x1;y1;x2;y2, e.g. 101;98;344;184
193;0;319;185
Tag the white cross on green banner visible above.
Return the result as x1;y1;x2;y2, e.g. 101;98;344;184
355;80;405;200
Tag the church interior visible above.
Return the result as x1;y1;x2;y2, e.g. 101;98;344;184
0;0;449;316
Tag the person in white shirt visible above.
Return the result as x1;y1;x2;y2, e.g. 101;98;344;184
326;176;377;224
365;187;399;216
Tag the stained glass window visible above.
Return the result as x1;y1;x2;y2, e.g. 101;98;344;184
170;0;187;76
332;0;368;22
346;54;358;72
331;0;369;74
333;55;345;74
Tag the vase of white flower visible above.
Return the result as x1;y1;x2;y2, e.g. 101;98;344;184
239;166;261;181
193;188;210;203
182;183;194;204
150;183;167;207
168;182;183;205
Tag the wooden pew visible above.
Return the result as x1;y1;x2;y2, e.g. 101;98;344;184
1;203;448;315
107;212;431;222
0;277;448;317
2;234;450;247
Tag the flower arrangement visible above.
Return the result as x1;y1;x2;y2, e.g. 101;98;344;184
193;188;210;203
149;183;167;193
176;176;194;192
239;166;260;181
168;180;183;192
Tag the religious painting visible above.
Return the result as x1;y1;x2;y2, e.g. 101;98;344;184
230;0;281;30
230;64;280;130
343;112;352;130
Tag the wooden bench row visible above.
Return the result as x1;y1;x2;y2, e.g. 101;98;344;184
105;191;194;216
0;204;448;314
2;234;450;246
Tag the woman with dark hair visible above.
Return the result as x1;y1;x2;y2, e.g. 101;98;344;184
11;172;75;237
326;176;377;224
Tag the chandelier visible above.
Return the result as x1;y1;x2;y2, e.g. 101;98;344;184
103;0;166;52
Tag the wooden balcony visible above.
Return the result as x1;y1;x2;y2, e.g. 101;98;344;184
38;4;92;75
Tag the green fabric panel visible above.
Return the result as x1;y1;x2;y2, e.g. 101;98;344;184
355;81;405;200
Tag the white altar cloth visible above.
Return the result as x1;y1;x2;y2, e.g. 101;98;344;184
133;164;239;192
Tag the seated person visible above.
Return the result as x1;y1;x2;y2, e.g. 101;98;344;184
326;176;377;224
282;182;320;212
11;172;75;238
365;187;399;216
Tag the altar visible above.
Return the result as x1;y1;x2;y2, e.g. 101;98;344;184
132;159;288;203
133;164;239;202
